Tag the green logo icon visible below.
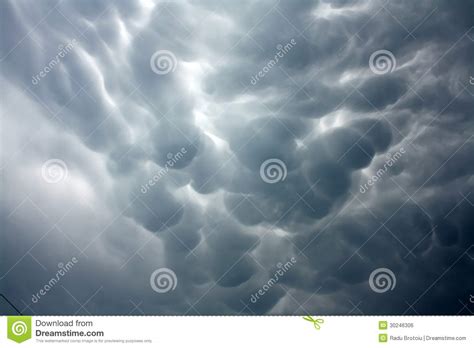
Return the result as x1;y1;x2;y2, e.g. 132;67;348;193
379;333;388;343
7;316;32;343
303;315;324;330
379;321;388;330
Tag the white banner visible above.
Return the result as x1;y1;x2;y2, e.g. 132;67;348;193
1;316;472;347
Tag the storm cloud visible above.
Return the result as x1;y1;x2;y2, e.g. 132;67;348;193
1;0;473;315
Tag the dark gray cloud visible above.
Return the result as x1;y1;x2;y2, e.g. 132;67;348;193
1;0;473;316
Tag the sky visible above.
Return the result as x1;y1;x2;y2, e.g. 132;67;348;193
1;0;473;315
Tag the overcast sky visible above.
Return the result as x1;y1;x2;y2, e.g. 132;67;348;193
1;0;473;315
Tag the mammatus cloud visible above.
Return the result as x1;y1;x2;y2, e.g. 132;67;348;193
1;0;473;315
